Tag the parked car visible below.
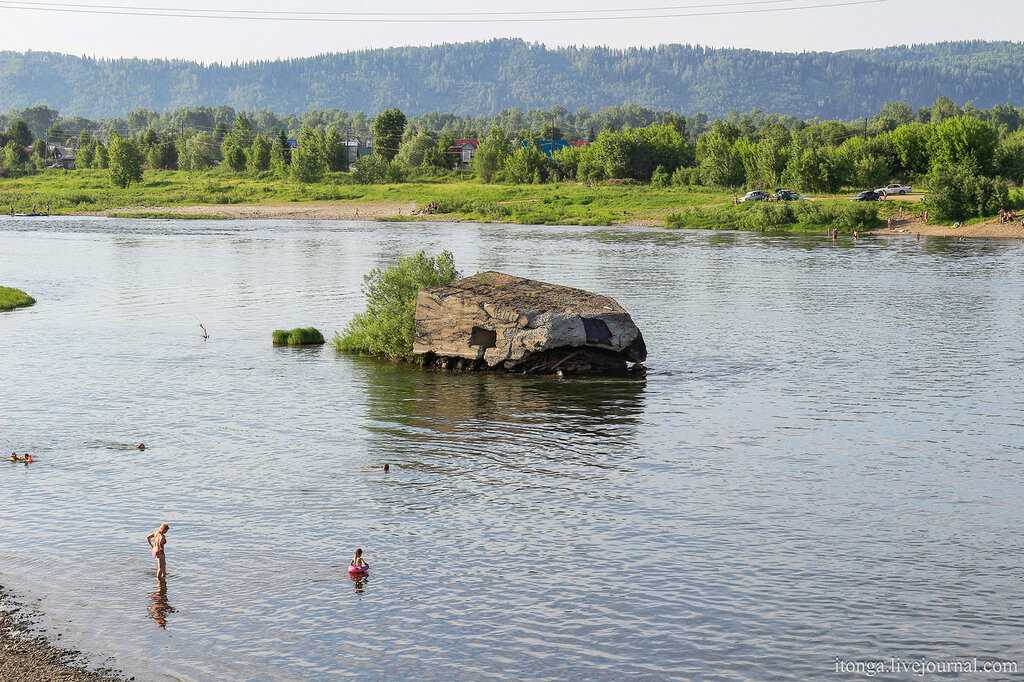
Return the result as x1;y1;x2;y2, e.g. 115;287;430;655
875;183;912;196
852;190;882;201
739;190;771;203
774;189;801;201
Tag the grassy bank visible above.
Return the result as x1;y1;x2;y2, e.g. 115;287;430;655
0;286;35;311
0;169;737;226
666;200;883;233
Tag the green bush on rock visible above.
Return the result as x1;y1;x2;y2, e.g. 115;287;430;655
0;286;35;312
334;250;458;359
272;327;325;346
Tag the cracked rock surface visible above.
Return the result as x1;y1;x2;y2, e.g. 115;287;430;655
413;272;647;373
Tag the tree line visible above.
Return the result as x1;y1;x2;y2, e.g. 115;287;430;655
2;97;1022;220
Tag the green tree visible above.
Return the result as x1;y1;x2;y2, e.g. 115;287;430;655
7;120;33;148
372;108;407;162
147;140;178;170
924;164;1009;222
996;132;1024;184
502;143;549;183
928;115;999;173
397;130;445;168
108;133;144;188
323;127;348;172
2;141;30;171
178;132;214;171
291;127;328;182
697;122;744;187
94;142;109;169
221;115;254;172
650;165;671;187
270;134;290;176
889;122;934;176
247;134;272;173
334;251;458;359
351;153;389;183
277;129;292;164
472;127;512;183
77;140;96;168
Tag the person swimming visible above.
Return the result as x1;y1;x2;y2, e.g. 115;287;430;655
383;463;390;473
8;453;21;463
23;453;33;464
350;548;369;570
136;443;146;451
147;523;170;580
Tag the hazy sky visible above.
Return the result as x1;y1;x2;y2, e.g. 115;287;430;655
0;0;1020;62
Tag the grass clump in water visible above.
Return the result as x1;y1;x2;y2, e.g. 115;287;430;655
0;287;35;311
334;250;458;360
272;327;325;346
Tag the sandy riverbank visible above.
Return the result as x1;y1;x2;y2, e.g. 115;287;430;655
871;216;1024;239
75;201;1024;239
101;201;421;221
0;585;126;682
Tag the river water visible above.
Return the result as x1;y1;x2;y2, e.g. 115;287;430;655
1;217;1022;681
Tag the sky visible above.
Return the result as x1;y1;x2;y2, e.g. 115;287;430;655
0;0;1020;62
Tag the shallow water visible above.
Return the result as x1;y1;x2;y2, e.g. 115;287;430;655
1;217;1023;681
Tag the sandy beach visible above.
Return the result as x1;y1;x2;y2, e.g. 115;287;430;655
101;201;422;221
0;585;126;682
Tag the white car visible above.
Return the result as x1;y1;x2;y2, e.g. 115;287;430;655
875;183;912;196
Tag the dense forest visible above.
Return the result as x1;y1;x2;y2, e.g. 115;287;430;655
2;39;1024;119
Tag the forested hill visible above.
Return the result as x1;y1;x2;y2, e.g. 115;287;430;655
2;39;1023;119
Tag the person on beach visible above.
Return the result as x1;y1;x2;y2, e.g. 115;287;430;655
350;548;369;570
147;523;170;579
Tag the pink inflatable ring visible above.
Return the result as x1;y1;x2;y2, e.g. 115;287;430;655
348;564;369;576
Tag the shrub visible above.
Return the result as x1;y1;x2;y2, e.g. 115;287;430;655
272;327;325;346
738;203;797;231
351;153;389;183
923;164;1010;222
0;286;36;311
334;251;458;359
650;165;671;188
671;167;700;186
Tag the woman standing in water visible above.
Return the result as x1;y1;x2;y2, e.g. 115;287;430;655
147;523;170;579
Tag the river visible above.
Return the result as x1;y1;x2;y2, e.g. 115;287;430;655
1;217;1022;681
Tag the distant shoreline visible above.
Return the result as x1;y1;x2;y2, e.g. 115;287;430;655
78;202;1024;239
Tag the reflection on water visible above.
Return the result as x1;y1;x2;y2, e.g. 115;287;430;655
1;218;1023;681
147;579;175;629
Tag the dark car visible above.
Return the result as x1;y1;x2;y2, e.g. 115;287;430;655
852;190;881;201
774;189;801;201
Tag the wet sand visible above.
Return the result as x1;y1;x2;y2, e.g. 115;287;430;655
0;585;126;682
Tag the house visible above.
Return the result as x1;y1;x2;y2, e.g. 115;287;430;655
47;143;76;170
535;139;572;158
450;138;479;169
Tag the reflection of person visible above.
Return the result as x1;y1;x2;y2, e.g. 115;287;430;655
147;523;170;579
147;579;176;629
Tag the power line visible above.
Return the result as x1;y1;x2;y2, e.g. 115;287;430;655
0;0;835;16
0;0;888;23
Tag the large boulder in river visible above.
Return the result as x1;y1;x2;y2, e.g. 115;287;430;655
412;272;647;374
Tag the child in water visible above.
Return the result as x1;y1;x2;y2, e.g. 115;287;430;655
147;523;170;580
350;548;369;570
